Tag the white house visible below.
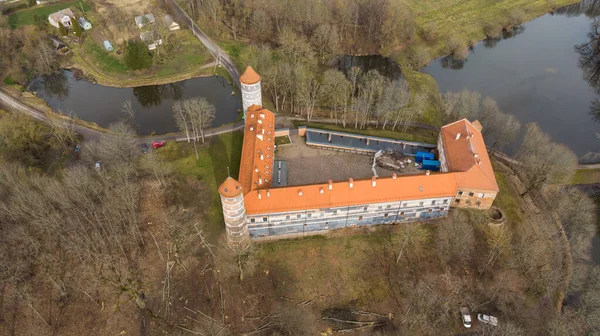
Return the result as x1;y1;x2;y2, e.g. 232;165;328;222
78;17;92;30
135;13;156;28
140;31;163;50
48;8;74;28
162;15;180;31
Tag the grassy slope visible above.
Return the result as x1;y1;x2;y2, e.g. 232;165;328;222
9;1;91;28
293;120;439;144
571;168;600;185
492;161;523;223
157;132;243;239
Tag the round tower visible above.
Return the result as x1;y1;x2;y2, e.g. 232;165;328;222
218;177;250;251
240;66;262;115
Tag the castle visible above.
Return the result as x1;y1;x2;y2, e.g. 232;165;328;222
219;66;499;250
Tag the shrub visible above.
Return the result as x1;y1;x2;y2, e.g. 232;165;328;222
421;22;439;42
484;23;501;39
508;9;526;28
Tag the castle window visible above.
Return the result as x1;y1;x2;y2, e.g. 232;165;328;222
263;217;268;222
308;213;312;218
443;199;448;204
478;193;485;198
468;192;474;197
265;179;269;183
378;206;382;210
455;199;460;204
419;202;424;207
400;211;405;215
384;213;389;218
358;216;363;220
458;191;463;196
428;209;433;212
297;214;301;219
431;200;436;205
476;201;481;207
363;206;368;211
266;154;271;158
333;210;338;215
250;218;255;223
466;200;472;205
285;215;290;220
402;203;407;208
386;205;391;209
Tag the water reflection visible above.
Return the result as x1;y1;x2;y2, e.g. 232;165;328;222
132;82;185;107
556;0;600;18
38;71;69;100
440;56;465;70
575;19;600;121
482;26;526;49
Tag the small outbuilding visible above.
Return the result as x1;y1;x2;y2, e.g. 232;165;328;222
48;8;74;28
78;17;92;30
135;13;156;28
140;31;163;50
46;35;67;51
162;15;180;31
103;40;114;52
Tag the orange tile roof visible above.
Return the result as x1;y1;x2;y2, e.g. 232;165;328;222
240;66;261;85
440;119;498;191
238;105;276;195
244;173;458;215
218;177;243;198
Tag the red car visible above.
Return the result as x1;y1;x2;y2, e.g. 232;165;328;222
152;141;165;149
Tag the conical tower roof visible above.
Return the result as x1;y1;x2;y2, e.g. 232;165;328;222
240;66;261;85
218;177;243;198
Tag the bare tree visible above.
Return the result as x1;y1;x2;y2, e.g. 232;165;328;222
320;69;352;125
173;98;216;144
312;24;339;64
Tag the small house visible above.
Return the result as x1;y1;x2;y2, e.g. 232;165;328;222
78;17;92;30
162;15;180;31
134;13;156;28
103;40;114;52
140;31;163;50
48;8;74;28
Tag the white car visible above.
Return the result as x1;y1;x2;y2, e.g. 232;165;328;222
477;314;499;326
460;307;472;328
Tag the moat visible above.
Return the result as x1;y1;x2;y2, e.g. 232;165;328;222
28;70;241;135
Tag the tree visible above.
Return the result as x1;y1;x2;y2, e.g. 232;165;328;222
0;112;51;167
321;69;351;125
421;22;439;41
72;18;83;37
277;27;314;65
436;211;475;265
124;40;153;70
408;46;430;68
446;36;469;60
312;24;339;64
508;9;527;28
442;90;482;123
296;70;321;122
172;97;216;144
33;14;46;30
58;21;67;36
250;9;272;42
515;123;578;195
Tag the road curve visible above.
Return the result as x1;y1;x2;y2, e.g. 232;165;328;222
167;0;241;88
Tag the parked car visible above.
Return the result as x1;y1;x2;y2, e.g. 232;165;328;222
152;141;165;149
141;143;148;153
460;307;472;328
477;314;499;326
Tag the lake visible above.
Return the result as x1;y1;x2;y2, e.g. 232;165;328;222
424;0;600;158
28;70;242;135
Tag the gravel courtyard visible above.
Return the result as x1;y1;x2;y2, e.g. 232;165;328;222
275;134;398;186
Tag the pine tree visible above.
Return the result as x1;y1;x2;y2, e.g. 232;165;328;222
58;21;67;37
73;18;83;37
124;40;153;70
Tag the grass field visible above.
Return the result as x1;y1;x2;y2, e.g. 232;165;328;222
571;168;600;185
8;1;91;28
293;120;439;144
402;0;579;59
157;132;243;239
493;162;523;223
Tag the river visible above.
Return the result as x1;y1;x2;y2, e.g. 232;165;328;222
424;0;600;159
28;70;241;135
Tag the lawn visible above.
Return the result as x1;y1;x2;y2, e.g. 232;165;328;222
571;168;600;185
293;120;439;144
82;38;128;75
8;1;91;28
275;136;291;146
217;40;249;72
157;132;243;239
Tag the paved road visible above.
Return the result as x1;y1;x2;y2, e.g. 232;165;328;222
167;0;240;88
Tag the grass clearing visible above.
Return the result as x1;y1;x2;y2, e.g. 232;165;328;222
8;1;91;28
217;40;249;71
257;230;391;305
274;136;291;146
293;120;438;144
157;132;243;239
571;168;600;185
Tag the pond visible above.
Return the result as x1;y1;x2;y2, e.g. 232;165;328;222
28;70;242;135
424;0;600;158
336;55;403;81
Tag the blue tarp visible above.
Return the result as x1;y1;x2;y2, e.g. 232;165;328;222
416;151;434;163
421;159;440;171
